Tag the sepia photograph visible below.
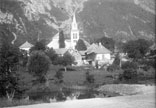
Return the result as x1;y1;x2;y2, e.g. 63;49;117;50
0;0;155;108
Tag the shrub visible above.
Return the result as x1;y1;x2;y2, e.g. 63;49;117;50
107;64;120;72
120;61;138;84
85;71;95;84
122;69;138;83
54;70;63;84
121;61;137;70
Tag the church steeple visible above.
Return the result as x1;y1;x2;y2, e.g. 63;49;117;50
71;13;79;49
72;13;78;30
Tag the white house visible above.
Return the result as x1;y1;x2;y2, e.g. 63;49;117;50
86;43;112;67
19;41;33;51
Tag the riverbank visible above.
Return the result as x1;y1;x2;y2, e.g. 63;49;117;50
6;84;155;108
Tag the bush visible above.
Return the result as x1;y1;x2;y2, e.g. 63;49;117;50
121;61;137;70
85;71;95;84
107;64;120;72
122;69;138;83
119;61;138;84
54;70;63;84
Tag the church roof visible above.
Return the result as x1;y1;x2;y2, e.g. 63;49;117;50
55;48;68;55
52;32;59;39
86;43;111;54
19;41;33;49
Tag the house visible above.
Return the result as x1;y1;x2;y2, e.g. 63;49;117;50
47;33;71;49
68;49;83;66
55;48;68;56
54;48;83;66
85;43;111;68
19;41;33;51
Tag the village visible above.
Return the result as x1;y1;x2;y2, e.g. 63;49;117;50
0;1;155;107
19;13;128;69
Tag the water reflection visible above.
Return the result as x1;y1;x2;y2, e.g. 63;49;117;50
29;87;121;102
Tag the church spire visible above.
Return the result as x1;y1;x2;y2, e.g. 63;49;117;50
70;12;79;49
72;13;78;30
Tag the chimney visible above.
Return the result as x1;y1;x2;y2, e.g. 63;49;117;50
99;42;102;47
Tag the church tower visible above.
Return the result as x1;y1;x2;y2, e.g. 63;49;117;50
71;13;79;49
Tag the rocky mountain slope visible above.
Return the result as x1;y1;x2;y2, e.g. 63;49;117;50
0;0;155;46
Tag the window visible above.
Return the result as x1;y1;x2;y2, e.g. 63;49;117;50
73;33;77;39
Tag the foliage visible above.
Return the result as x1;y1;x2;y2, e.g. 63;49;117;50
55;52;75;66
75;39;87;51
0;34;20;97
46;48;58;64
113;53;120;66
30;40;46;53
121;61;138;70
59;30;65;48
27;51;51;83
62;52;75;66
119;61;138;83
85;71;95;84
107;64;120;72
54;70;64;84
122;39;150;60
96;36;115;51
120;69;138;84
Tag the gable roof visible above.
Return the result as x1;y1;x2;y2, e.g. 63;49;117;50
86;43;111;54
55;48;68;55
52;32;59;40
80;38;90;48
19;41;33;49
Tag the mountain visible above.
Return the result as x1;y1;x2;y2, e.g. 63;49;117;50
0;0;155;46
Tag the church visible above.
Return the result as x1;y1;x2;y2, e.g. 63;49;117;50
47;13;80;50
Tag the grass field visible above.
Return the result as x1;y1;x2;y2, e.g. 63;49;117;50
47;65;123;85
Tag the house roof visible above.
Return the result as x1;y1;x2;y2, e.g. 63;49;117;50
80;38;90;48
86;43;111;54
79;51;86;55
19;41;33;49
55;48;68;55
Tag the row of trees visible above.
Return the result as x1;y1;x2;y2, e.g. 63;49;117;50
0;32;75;100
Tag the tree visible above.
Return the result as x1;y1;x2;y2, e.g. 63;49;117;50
96;36;115;51
75;39;87;51
56;52;75;72
59;30;65;48
27;51;51;84
30;40;46;53
46;48;58;65
123;39;150;61
0;34;21;101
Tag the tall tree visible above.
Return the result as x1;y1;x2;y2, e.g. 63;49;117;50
75;39;87;51
30;40;46;53
27;51;51;85
46;48;58;65
0;32;21;100
59;30;65;48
